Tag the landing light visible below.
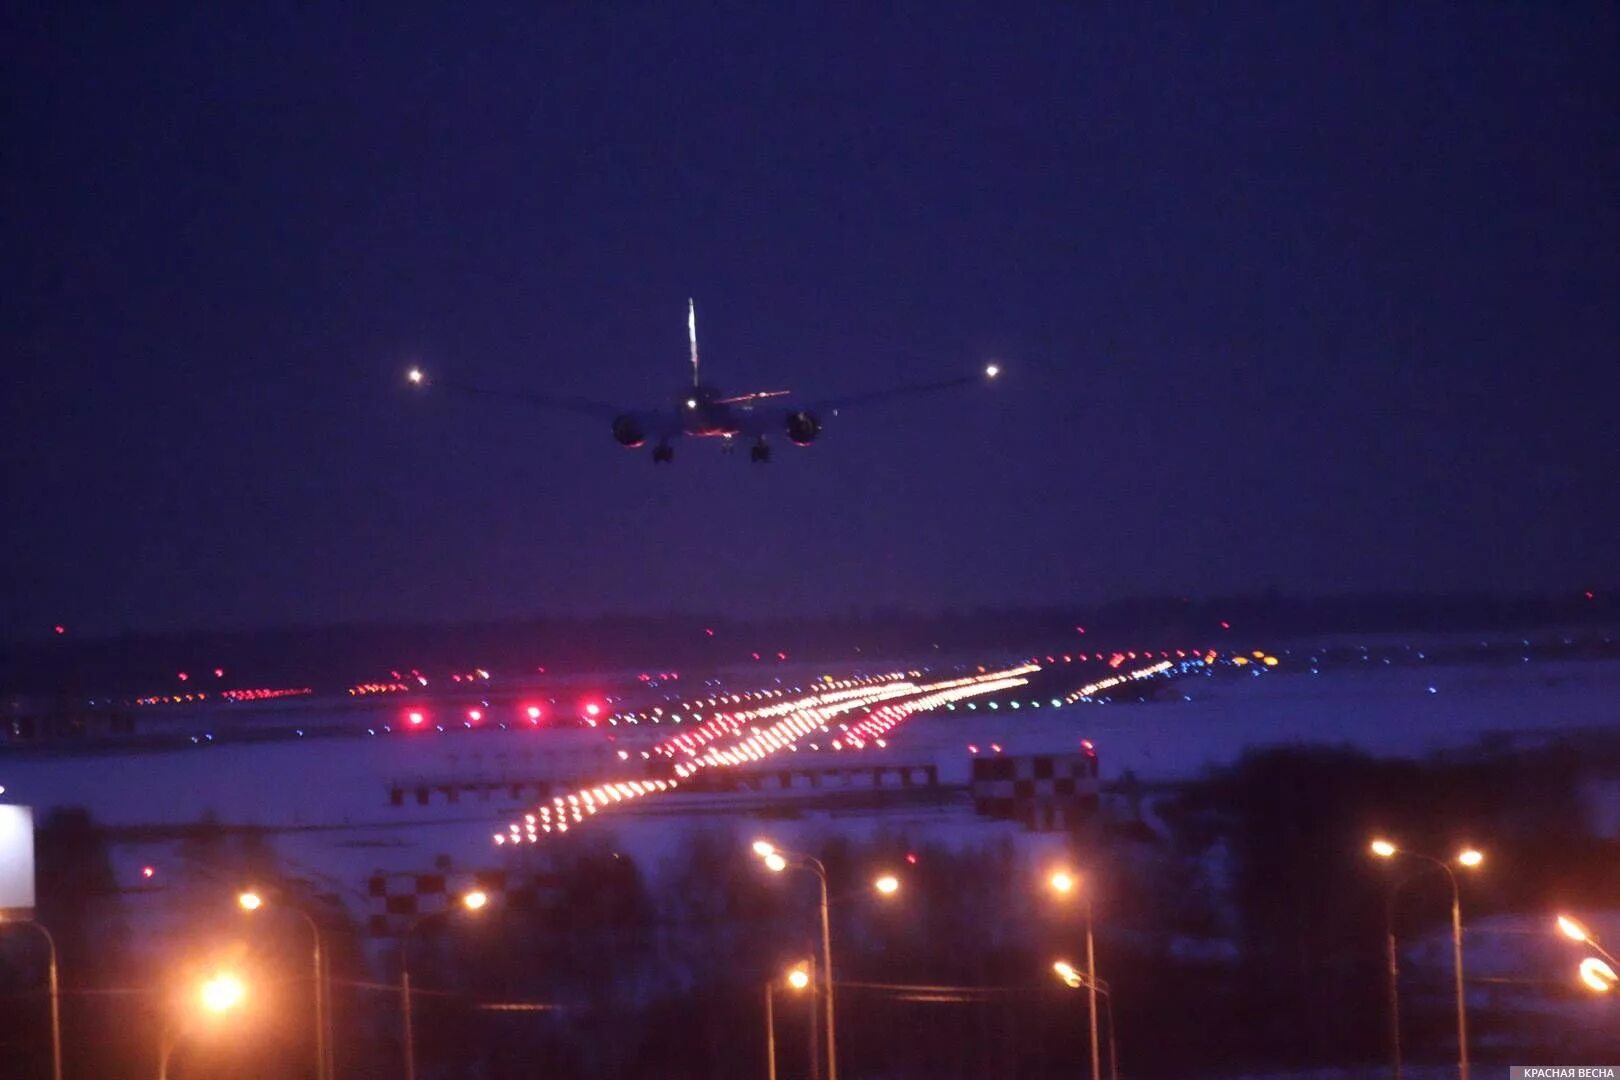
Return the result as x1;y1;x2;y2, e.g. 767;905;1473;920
407;367;424;384
686;398;698;409
985;363;1000;379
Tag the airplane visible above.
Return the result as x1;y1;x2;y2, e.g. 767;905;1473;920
406;300;1000;463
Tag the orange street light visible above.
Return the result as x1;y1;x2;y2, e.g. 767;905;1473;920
873;875;900;897
237;887;330;1080
402;888;491;1080
1579;957;1617;993
1368;840;1484;1080
1559;915;1590;943
751;842;838;1080
787;965;812;991
199;973;246;1014
1046;870;1099;1080
752;840;777;858
1050;960;1118;1080
1049;869;1076;894
764;852;789;873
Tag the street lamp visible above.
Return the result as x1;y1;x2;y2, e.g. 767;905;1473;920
239;888;331;1080
1578;957;1617;994
766;962;816;1080
0;917;61;1080
873;874;900;897
753;840;839;1080
1048;868;1100;1080
160;971;248;1080
1370;840;1483;1080
1052;961;1118;1080
1555;914;1620;966
401;889;490;1080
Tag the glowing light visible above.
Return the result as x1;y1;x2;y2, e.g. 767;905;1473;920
237;891;263;912
1580;956;1616;993
1558;915;1590;943
467;709;483;722
1049;870;1076;894
407;367;424;384
526;705;542;721
583;702;602;717
53;624;65;635
874;874;900;896
1370;839;1397;858
177;672;189;682
685;398;698;409
408;711;425;726
1457;848;1484;868
462;890;489;911
141;865;155;879
752;840;776;858
199;973;246;1013
787;967;811;991
985;363;1000;379
764;852;789;873
1053;960;1082;988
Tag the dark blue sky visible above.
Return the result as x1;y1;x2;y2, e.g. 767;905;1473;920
4;4;1616;636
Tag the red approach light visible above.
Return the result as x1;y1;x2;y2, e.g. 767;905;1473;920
1075;625;1086;635
1587;590;1597;600
53;624;65;635
407;710;426;727
452;674;463;682
213;668;224;678
990;743;1003;753
637;673;650;681
704;627;715;636
776;651;787;661
391;670;402;680
141;865;156;879
905;852;918;865
1080;739;1096;753
177;672;189;682
535;666;546;674
1220;620;1231;630
967;744;979;754
467;709;483;722
751;652;761;660
525;705;542;722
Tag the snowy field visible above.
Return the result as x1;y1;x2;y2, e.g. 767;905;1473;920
3;640;1617;936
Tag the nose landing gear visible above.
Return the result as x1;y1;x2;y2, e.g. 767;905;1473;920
652;442;674;464
749;438;771;464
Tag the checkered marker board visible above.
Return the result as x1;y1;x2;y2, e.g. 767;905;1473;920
365;869;506;938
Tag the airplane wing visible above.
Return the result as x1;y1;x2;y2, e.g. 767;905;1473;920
794;364;1000;415
408;368;629;421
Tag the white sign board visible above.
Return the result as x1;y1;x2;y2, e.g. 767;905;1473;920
0;804;36;915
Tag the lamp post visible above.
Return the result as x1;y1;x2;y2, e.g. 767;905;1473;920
159;972;247;1080
1048;870;1100;1080
0;918;62;1080
1370;840;1483;1080
1053;961;1117;1080
753;841;843;1080
238;889;329;1080
401;889;488;1080
766;962;815;1080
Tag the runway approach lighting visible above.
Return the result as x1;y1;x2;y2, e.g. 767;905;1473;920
1579;957;1617;994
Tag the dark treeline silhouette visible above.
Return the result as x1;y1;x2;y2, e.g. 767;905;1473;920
6;588;1615;696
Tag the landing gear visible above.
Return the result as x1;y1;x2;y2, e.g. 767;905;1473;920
652;443;673;464
749;438;771;464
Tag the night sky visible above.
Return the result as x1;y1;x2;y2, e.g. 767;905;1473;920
4;4;1616;638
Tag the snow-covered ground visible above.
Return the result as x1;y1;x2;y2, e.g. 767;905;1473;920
3;645;1617;930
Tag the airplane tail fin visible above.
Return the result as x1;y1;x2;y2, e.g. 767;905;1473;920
688;298;699;388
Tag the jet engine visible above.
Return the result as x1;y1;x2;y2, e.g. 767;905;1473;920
612;415;646;448
786;410;822;446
